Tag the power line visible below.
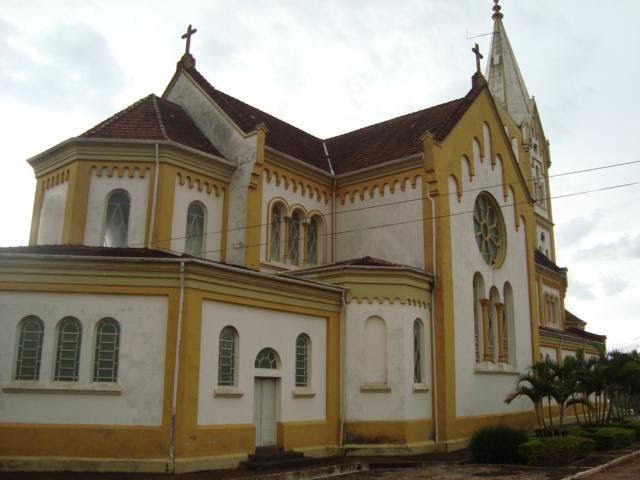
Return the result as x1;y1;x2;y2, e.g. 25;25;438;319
129;158;640;249
195;180;640;256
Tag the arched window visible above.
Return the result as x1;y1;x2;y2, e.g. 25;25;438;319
413;319;424;384
93;318;120;382
15;316;44;381
503;282;514;364
103;190;130;247
255;348;279;369
288;211;302;265
217;326;238;386
364;316;387;384
269;203;284;262
473;273;485;363
488;287;500;362
306;217;319;264
295;334;310;387
185;201;206;257
473;192;506;268
54;317;82;382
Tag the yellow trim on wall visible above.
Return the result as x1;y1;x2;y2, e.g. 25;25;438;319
336;169;422;206
343;419;432;445
61;162;91;244
264;162;331;204
29;178;45;245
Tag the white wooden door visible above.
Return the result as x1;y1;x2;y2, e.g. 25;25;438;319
253;377;277;446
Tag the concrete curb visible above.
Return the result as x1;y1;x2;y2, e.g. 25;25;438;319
561;448;640;480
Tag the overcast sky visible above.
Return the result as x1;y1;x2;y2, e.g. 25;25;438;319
1;0;638;352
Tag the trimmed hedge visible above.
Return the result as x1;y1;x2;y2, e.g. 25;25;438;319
607;422;640;441
570;426;635;450
518;435;596;466
468;425;529;464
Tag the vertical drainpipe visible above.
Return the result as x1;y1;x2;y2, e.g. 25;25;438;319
169;260;186;472
148;143;160;248
429;195;439;445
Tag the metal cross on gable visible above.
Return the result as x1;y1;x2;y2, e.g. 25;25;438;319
182;24;197;55
472;42;484;74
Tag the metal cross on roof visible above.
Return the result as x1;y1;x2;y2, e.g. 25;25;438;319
181;24;197;55
472;43;484;74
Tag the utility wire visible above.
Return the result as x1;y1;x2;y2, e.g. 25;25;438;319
193;180;640;256
128;159;640;249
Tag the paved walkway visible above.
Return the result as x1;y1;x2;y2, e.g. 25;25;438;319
585;452;640;480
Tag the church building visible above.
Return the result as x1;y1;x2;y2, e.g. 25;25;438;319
0;2;605;473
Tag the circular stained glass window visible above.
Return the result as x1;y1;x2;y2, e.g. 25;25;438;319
473;193;506;268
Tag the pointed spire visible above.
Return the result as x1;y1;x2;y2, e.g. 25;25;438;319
485;0;533;128
492;0;503;20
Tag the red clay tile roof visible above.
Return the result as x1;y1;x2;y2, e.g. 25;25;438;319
565;309;587;329
331;256;407;267
565;327;606;342
81;94;224;157
326;86;483;174
183;67;330;172
0;245;182;258
181;64;483;175
535;249;567;275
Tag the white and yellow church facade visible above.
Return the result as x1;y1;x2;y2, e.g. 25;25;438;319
0;2;604;473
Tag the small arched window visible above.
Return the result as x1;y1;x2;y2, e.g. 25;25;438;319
295;334;310;387
15;316;44;381
217;326;238;386
306;216;320;265
472;273;485;363
185;201;206;257
488;287;500;362
93;318;120;382
255;348;279;369
288;211;302;265
269;204;284;262
413;319;424;384
503;282;515;365
54;317;82;382
103;190;130;247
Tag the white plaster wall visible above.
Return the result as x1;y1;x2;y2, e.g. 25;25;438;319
167;75;257;267
336;179;424;268
0;292;168;425
451;148;533;418
198;300;326;425
261;176;333;267
37;183;68;245
561;350;576;362
536;225;552;257
540;346;557;362
344;300;431;421
170;178;224;261
84;171;150;247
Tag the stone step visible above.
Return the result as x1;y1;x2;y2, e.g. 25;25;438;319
240;446;312;471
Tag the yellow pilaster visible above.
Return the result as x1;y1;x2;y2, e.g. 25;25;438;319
151;163;177;250
29;179;45;245
61;162;91;244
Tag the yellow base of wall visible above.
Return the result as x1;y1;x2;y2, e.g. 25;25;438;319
343;440;437;457
0;456;168;473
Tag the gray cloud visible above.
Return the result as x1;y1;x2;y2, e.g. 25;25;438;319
0;20;124;112
573;234;640;262
601;276;632;296
567;279;595;301
556;216;598;249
